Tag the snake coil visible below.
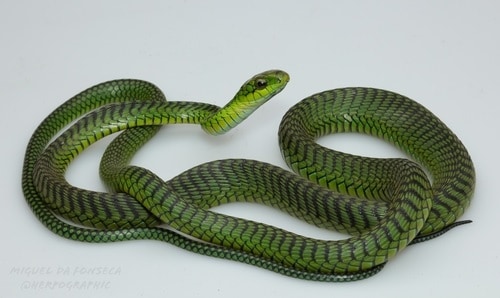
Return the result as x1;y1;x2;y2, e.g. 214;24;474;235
22;70;474;281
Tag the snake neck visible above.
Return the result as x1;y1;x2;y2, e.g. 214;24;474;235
202;69;290;135
200;100;259;135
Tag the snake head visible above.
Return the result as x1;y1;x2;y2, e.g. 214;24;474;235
202;70;290;135
238;69;290;102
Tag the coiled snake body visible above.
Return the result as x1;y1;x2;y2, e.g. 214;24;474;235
22;70;475;281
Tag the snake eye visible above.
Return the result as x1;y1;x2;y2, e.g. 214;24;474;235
255;78;268;90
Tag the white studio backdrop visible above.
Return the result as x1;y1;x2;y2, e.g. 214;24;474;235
1;1;498;297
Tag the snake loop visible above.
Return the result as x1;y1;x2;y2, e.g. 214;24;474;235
22;70;474;281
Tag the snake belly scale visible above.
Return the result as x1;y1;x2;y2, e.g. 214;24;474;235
22;70;475;281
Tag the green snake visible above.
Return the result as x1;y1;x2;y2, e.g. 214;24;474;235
22;70;475;281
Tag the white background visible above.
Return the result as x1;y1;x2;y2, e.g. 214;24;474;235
1;0;499;297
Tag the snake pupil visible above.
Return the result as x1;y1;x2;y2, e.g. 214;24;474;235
255;78;267;89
